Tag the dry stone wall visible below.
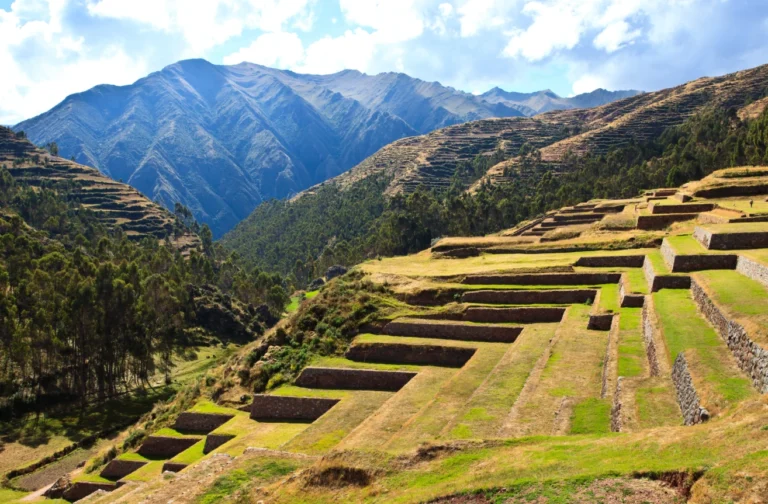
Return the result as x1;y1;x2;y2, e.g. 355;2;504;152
249;395;340;421
203;434;236;454
650;203;714;214
462;307;565;323
62;482;118;502
610;377;623;432
619;274;644;307
99;460;146;480
574;255;646;267
295;367;416;391
588;314;614;331
693;183;768;198
173;412;234;433
641;299;661;376
462;272;621;285
346;342;475;367
643;256;691;292
662;238;738;272
137;436;200;458
161;462;187;473
671;353;709;425
383;319;521;343
636;213;698;230
737;256;768;287
690;279;768;393
461;289;596;304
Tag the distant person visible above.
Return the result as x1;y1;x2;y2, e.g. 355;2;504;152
750;199;754;208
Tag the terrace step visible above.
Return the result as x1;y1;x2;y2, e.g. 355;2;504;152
346;342;476;367
693;224;768;250
137;436;201;458
462;272;621;285
383;318;522;343
574;255;646;267
249;394;340;421
461;289;597;304
649;202;715;214
660;238;738;272
173;412;234;434
462;306;565;323
295;367;417;391
636;213;699;230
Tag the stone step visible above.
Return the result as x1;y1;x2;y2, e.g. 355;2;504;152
295;367;417;391
383;318;522;343
249;394;340;421
461;289;597;304
346;342;475;367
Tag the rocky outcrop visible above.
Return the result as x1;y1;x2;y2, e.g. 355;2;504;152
690;279;768;393
383;318;522;343
736;255;768;287
173;412;234;434
308;278;325;290
641;299;661;377
295;367;417;391
250;395;340;421
671;354;710;425
325;265;348;280
461;289;596;304
346;342;475;367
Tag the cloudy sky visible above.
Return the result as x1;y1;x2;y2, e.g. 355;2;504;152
2;0;768;124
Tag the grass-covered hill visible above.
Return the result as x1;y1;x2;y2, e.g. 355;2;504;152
31;167;768;503
221;62;768;281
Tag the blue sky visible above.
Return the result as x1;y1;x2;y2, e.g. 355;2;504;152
2;0;768;124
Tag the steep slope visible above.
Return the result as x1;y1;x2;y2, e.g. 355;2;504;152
0;126;199;251
15;60;638;236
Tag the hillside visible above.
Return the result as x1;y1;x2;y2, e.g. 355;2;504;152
14;60;637;237
26;168;768;503
0;126;200;252
221;62;768;278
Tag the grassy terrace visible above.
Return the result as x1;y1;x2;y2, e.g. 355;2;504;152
598;283;620;313
501;305;609;437
709;197;768;214
362;248;655;277
623;267;649;294
616;308;644;378
693;270;768;346
697;221;768;233
666;234;708;254
653;290;754;412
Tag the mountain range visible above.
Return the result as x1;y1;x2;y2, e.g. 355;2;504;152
14;59;639;236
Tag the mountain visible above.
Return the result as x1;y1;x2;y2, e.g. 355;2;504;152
14;59;638;236
479;87;642;114
221;62;768;275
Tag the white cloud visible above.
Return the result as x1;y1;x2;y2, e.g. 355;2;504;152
339;0;424;43
593;20;641;53
457;0;508;37
300;28;377;74
571;73;608;94
222;31;304;67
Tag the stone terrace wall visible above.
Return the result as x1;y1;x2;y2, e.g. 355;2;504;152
462;272;621;285
137;436;200;458
643;256;691;292
694;183;768;198
588;314;614;331
383;319;521;343
400;288;465;306
461;289;596;304
641;298;661;376
636;214;698;230
249;395;340;421
99;460;146;480
203;434;236;454
173;412;234;434
574;255;646;267
737;256;768;287
671;353;709;425
691;279;768;393
295;367;416;391
62;482;117;502
709;231;768;250
461;289;597;304
662;238;738;272
619;274;644;307
610;377;623;432
346;342;475;367
161;462;187;473
462;307;565;323
650;203;715;214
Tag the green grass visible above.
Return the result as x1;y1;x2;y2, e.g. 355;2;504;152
0;488;30;504
171;440;206;464
122;460;164;482
667;235;706;254
623;268;649;294
189;400;241;415
309;354;419;372
197;459;298;504
616;308;644;378
569;398;611;434
117;452;150;462
653;290;753;404
696;270;768;320
306;290;319;299
646;250;671;274
635;383;682;428
152;427;199;438
598;283;620;313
